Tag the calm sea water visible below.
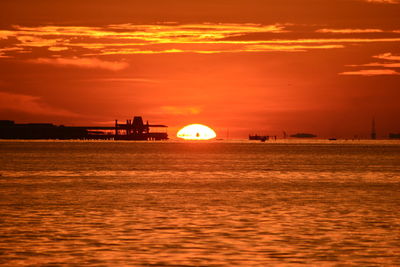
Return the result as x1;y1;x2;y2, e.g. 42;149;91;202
0;140;399;266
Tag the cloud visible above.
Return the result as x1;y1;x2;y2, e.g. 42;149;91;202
16;36;67;49
29;57;129;71
0;23;399;57
348;62;400;67
316;28;384;33
48;46;68;52
0;47;24;58
0;30;16;39
110;45;342;54
11;23;286;44
267;38;400;44
341;52;400;75
0;91;79;117
339;69;400;76
364;0;399;3
373;52;400;61
92;48;187;55
244;44;344;52
85;38;400;55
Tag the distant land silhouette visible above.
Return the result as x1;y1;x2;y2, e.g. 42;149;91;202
389;133;400;139
290;133;317;138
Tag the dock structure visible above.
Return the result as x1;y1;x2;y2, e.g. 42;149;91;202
0;116;168;140
115;116;168;140
0;120;95;139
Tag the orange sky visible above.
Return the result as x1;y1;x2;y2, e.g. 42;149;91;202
0;0;399;138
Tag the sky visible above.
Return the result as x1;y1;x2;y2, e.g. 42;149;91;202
0;0;399;138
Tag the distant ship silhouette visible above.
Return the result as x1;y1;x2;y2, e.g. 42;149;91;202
249;134;268;142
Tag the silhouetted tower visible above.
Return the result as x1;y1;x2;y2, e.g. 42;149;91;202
371;117;376;140
132;116;145;134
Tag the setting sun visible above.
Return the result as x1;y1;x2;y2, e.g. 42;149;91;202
177;124;217;140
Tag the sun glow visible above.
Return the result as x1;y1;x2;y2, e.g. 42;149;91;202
177;124;217;140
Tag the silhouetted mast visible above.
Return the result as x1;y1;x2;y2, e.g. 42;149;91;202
371;117;376;140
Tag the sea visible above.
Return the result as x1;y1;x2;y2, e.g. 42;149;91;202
0;140;399;266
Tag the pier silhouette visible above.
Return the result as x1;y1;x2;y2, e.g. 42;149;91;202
0;116;168;140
